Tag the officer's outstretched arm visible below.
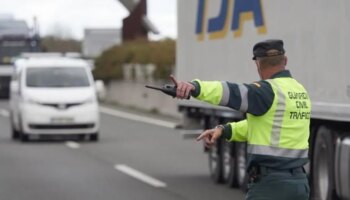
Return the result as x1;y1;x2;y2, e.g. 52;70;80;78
196;120;248;147
169;75;196;99
196;127;223;148
190;79;250;112
169;76;273;116
222;120;248;142
191;79;274;116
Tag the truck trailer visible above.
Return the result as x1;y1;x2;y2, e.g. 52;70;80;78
0;16;40;98
176;1;350;200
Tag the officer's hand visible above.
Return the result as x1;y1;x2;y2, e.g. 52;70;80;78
169;75;195;99
196;127;223;148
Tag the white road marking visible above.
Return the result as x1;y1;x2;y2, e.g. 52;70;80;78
65;141;80;149
115;164;167;188
99;106;176;129
0;109;9;118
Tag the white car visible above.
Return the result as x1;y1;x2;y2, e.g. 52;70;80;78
10;56;100;141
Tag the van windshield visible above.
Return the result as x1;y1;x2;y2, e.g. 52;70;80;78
26;67;90;87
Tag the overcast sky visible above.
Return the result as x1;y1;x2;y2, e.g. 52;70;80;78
0;0;177;40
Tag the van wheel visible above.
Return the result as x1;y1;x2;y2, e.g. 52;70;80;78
89;133;99;141
312;126;337;200
10;113;19;140
208;138;223;183
20;132;29;142
11;125;20;140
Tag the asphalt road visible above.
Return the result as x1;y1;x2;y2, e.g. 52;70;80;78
0;100;245;200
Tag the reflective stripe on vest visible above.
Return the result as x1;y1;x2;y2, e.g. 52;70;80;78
247;144;308;158
267;80;286;147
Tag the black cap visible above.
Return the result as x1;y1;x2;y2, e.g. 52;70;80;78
252;39;285;60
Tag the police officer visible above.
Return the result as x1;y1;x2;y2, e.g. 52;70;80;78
170;39;310;200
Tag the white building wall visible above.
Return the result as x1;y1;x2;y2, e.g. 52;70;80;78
83;28;121;58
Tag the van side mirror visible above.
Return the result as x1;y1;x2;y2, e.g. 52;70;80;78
94;80;106;100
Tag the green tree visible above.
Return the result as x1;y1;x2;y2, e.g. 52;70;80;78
41;36;81;53
93;39;175;81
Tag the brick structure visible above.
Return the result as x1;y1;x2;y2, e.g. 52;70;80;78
122;0;148;41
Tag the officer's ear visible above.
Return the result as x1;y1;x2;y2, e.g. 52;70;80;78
255;60;262;78
255;60;261;71
284;56;288;66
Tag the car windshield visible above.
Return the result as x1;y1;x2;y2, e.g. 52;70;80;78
26;67;90;87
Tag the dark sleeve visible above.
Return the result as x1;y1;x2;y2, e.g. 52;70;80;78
190;81;200;97
222;124;232;140
245;80;274;116
221;81;274;116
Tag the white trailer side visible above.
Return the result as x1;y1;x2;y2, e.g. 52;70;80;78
176;1;350;199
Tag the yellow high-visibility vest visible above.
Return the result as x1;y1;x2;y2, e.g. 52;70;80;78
228;78;311;159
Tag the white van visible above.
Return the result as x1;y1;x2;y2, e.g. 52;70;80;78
10;57;100;141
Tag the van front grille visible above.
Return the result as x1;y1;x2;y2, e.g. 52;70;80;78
29;123;95;129
40;102;83;110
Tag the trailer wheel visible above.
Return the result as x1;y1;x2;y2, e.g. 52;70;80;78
208;138;223;183
221;140;233;185
224;142;247;188
312;126;336;200
235;142;247;189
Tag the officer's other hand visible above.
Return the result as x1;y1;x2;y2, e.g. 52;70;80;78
169;75;195;99
196;128;223;148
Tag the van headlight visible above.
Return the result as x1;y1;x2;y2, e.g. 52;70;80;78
23;97;40;105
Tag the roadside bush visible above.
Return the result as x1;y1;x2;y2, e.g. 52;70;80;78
41;36;81;52
93;39;175;81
